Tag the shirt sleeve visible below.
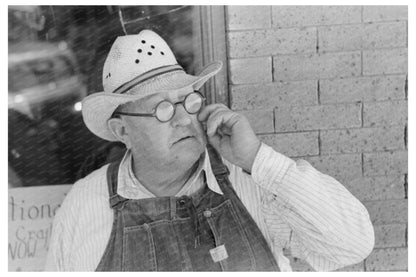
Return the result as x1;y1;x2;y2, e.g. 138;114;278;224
251;143;375;271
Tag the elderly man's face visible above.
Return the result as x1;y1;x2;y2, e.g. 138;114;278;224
120;86;207;171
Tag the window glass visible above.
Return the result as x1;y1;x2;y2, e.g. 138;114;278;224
9;64;39;91
53;56;75;80
8;6;204;187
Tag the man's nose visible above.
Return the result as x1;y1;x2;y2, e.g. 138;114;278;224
171;104;192;127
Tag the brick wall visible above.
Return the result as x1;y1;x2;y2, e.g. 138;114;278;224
226;5;408;271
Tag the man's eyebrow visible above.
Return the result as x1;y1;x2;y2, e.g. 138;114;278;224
139;94;165;110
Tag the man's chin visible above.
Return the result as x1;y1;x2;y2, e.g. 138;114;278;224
173;140;205;162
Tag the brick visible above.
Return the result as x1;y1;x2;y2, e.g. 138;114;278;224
363;199;407;225
272;6;361;28
230;80;317;110
227;6;271;30
344;175;405;201
320;125;405;154
363;22;407;49
228;28;316;58
320;75;406;104
273;52;361;81
319;25;361;52
237;109;274;134
274;103;361;132
259;131;319;157
363;100;407;127
365;247;408;271
363;6;408;22
374;224;407;248
229;57;272;85
319;22;407;52
305;154;362;182
363;150;407;176
363;48;408;75
335;262;365;272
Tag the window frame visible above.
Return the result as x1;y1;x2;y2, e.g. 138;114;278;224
194;6;229;107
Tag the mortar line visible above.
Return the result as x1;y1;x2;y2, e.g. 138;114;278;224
404;125;407;150
318;130;321;156
230;47;407;61
254;124;407;135
317;80;321;105
363;258;367;272
404;174;408;199
362;198;407;204
405;222;408;247
361;152;364;177
405;75;408;100
361;102;364;128
228;19;408;33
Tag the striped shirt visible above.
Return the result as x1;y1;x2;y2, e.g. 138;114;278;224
44;143;374;271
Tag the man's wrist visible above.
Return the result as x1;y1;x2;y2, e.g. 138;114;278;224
241;139;261;173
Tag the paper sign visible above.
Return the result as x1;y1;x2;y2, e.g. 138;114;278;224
8;185;72;271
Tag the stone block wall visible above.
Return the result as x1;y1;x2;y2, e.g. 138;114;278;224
226;5;408;271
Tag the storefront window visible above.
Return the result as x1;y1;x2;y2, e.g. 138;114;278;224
8;6;220;187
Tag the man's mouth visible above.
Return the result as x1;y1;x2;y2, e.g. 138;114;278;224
176;136;194;143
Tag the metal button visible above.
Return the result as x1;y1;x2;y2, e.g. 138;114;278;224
203;210;212;218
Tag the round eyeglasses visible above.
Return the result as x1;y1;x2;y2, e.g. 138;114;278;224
113;91;206;122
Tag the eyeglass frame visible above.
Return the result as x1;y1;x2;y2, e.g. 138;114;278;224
112;90;206;123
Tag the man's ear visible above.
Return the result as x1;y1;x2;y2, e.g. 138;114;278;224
107;117;132;149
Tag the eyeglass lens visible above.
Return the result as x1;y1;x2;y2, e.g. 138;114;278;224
184;92;203;113
155;101;175;122
155;92;203;122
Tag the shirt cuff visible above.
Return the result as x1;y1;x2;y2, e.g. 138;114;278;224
251;143;295;191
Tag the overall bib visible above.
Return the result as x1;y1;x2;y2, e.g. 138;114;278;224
96;145;279;271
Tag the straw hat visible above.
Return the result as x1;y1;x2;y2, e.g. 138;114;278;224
82;29;222;141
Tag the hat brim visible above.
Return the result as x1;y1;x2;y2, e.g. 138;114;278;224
82;61;222;141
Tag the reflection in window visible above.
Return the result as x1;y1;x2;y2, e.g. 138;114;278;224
9;64;39;92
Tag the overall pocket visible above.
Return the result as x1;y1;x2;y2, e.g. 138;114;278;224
123;220;185;271
123;223;157;271
205;199;256;271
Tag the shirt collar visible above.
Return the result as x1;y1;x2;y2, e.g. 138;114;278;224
200;148;223;195
117;148;223;199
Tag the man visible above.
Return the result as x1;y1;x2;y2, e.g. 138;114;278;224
45;30;374;271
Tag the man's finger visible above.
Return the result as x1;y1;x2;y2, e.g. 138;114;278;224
207;132;221;150
198;103;229;122
206;110;238;137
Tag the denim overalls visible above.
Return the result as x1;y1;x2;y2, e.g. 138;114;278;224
96;145;279;271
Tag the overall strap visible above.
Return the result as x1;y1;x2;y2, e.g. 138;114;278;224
206;144;229;178
106;159;128;209
206;145;280;271
206;144;236;197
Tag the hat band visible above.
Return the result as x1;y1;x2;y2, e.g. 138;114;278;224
113;64;185;95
